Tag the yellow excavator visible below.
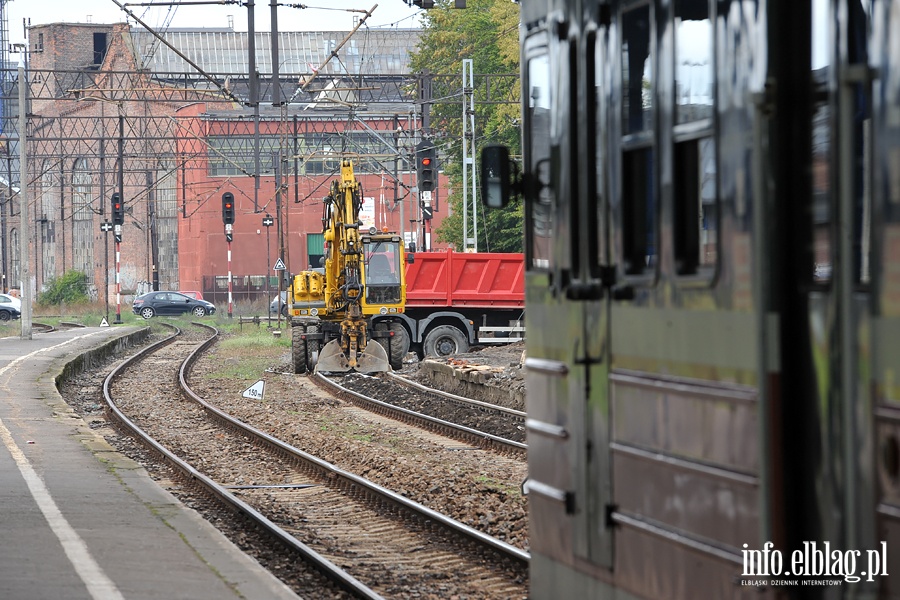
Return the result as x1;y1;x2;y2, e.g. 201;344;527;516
288;159;408;373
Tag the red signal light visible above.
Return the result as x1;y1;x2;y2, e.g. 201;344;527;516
421;157;432;166
222;192;236;225
111;193;125;226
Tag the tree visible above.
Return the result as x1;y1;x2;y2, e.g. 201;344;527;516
37;271;90;306
409;0;523;252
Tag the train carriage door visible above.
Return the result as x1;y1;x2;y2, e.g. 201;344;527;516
775;0;879;592
809;0;880;582
833;1;879;581
521;2;616;595
864;0;900;594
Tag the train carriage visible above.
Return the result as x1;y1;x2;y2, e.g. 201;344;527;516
483;0;900;597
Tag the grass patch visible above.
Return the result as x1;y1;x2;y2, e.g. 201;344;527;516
218;328;291;352
475;474;519;495
201;327;291;382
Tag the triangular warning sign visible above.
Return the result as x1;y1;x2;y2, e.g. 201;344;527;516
100;317;110;327
242;380;265;400
273;258;286;271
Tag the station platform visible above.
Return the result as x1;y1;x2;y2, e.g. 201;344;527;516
0;325;299;600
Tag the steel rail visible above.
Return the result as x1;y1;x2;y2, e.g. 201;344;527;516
385;371;526;418
177;345;529;566
316;372;528;455
102;322;384;600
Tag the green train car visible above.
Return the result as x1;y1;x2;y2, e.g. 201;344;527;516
482;0;899;597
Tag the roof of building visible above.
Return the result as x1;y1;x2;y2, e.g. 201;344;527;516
129;28;423;75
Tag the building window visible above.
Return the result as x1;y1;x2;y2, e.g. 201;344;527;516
93;33;108;65
72;158;94;276
207;131;396;178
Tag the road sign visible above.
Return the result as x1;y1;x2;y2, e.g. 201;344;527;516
242;380;265;400
273;258;286;271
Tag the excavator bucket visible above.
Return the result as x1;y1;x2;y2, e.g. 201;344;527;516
315;339;351;373
315;339;391;374
354;340;391;374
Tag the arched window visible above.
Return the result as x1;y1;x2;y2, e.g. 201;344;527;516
40;160;57;285
72;158;94;277
9;228;19;290
155;158;179;289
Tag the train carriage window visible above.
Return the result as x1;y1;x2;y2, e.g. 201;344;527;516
674;138;717;272
590;29;608;270
810;0;872;285
674;0;713;125
525;50;553;271
812;101;832;283
622;5;653;136
621;4;656;275
673;0;716;275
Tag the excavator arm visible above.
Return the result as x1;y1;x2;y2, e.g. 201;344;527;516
313;160;391;373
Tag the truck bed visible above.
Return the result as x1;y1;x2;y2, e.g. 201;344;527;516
405;250;525;309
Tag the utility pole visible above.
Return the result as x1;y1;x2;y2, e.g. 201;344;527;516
18;66;30;339
462;59;477;252
248;0;261;211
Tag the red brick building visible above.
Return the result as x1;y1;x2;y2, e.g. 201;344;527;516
19;22;445;306
174;102;448;306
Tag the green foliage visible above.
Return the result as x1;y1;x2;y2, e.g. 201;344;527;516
218;328;291;350
37;271;90;306
410;0;523;252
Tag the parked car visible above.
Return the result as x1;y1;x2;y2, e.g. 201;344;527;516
0;293;21;321
179;290;204;300
270;291;288;317
132;291;216;319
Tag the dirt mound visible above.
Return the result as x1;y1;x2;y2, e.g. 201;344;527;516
400;341;526;411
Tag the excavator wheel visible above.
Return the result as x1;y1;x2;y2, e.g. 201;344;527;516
375;321;410;371
305;323;320;373
291;324;308;374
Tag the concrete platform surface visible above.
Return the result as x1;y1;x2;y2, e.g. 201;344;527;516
0;325;300;600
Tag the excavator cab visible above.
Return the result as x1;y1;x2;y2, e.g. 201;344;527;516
361;236;405;307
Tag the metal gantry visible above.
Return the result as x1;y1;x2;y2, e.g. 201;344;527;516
0;51;517;298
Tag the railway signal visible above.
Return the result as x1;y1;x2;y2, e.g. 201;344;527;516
111;193;125;226
416;141;437;192
222;192;235;225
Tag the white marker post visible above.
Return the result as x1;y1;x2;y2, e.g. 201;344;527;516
242;380;265;400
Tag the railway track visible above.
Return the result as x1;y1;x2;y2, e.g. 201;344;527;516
315;371;527;456
101;323;529;599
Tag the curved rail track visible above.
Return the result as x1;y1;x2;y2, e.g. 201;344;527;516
315;372;527;456
101;322;528;599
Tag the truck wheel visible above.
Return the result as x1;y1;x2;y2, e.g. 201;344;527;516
292;324;308;374
305;323;320;372
423;325;468;357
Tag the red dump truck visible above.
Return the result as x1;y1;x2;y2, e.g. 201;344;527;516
374;249;525;358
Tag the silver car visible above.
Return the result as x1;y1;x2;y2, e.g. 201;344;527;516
269;291;288;317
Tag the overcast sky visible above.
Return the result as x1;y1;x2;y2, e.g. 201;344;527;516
6;0;423;47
